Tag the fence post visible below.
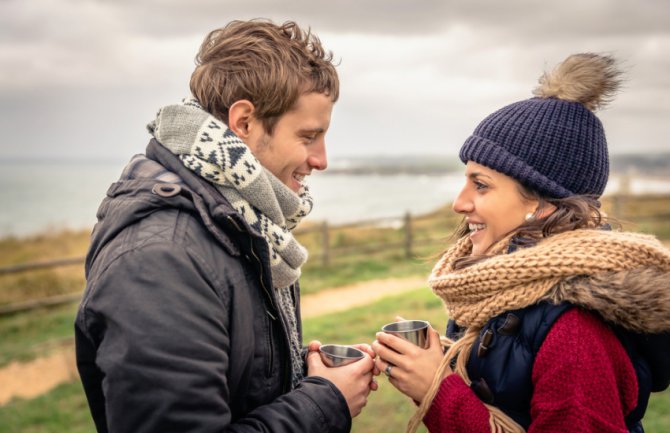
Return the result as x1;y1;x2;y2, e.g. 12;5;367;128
403;211;413;259
612;194;622;220
321;221;330;267
612;173;631;220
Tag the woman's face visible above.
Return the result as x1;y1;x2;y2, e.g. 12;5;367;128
452;161;539;256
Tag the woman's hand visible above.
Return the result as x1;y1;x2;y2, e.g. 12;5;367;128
372;326;446;403
352;343;381;390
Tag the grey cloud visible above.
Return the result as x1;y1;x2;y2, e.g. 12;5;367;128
3;0;668;88
89;0;670;40
96;0;454;37
451;0;670;39
4;0;668;45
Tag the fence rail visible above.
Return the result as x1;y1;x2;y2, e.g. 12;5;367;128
0;257;84;275
0;292;82;315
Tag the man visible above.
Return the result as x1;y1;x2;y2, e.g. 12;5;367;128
75;20;376;433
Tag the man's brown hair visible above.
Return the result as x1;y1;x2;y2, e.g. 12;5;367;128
190;19;339;134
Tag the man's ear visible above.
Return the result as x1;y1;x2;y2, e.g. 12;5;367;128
227;100;256;139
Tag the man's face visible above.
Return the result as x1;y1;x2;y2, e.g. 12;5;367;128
246;92;333;193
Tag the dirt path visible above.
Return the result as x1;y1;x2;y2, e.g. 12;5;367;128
301;276;427;319
0;276;427;405
0;341;78;405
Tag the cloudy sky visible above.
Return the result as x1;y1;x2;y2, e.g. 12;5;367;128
1;0;669;161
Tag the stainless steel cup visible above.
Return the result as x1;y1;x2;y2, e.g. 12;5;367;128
319;344;365;367
381;320;430;348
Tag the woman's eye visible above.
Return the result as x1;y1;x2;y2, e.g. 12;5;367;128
474;181;487;190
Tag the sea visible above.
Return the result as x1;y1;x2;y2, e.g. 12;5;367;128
1;159;670;238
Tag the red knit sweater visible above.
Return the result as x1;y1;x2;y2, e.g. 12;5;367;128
423;309;639;433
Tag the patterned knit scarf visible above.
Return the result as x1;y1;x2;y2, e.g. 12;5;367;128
407;229;670;433
148;98;311;388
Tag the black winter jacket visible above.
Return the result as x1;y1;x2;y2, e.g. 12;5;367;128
75;140;351;433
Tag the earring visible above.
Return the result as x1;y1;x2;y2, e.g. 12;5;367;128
525;212;536;222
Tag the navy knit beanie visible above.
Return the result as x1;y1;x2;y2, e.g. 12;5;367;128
460;53;623;199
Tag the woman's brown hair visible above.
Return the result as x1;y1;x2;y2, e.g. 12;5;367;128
190;19;339;134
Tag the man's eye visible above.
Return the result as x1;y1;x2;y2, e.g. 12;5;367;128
474;181;487;190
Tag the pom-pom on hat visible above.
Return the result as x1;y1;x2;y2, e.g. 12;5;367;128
459;53;623;199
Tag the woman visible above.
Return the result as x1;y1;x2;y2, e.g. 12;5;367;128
372;53;670;433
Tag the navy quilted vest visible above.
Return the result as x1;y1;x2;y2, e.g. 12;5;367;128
446;302;667;433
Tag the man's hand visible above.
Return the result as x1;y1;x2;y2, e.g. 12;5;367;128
306;340;376;417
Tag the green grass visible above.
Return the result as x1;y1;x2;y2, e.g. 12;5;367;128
0;304;78;367
645;388;670;433
1;289;669;433
0;381;95;433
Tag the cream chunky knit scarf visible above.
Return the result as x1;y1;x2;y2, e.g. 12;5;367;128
407;229;670;433
148;98;312;388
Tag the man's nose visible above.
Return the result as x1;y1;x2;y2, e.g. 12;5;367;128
308;141;328;171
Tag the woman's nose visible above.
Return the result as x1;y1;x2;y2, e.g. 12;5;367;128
452;186;473;214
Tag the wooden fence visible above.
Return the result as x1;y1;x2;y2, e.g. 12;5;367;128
2;192;669;316
0;210;448;316
293;211;446;267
